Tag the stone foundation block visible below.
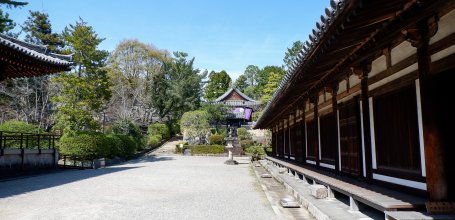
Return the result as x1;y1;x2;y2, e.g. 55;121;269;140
309;184;328;199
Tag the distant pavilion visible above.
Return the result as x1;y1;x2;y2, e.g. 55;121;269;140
212;86;262;127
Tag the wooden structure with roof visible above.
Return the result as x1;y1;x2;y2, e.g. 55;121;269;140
255;0;455;210
0;33;72;80
212;86;261;126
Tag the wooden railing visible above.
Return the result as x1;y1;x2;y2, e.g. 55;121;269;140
0;131;60;156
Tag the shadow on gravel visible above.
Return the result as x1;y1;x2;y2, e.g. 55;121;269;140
125;155;174;164
0;166;141;199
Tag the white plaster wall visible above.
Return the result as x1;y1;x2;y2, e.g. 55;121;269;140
430;9;455;45
318;93;324;105
431;44;455;62
369;63;418;91
370;55;387;77
349;74;361;89
391;41;416;65
338;80;347;94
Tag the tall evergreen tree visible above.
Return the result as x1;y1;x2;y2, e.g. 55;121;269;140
51;18;111;131
283;40;304;70
150;52;205;127
0;0;27;34
204;70;231;101
234;75;248;92
261;71;282;104
22;11;64;52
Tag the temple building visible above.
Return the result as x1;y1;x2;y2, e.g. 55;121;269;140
255;0;455;216
0;33;72;80
212;86;262;127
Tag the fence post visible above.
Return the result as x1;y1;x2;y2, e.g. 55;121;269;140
37;134;41;154
20;133;23;149
0;131;3;156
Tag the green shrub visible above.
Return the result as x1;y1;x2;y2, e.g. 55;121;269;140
147;134;162;146
115;134;137;157
237;127;252;140
216;128;227;136
208;134;225;145
175;142;190;153
0;120;43;133
191;145;224;155
0;120;50;149
59;131;110;160
244;145;266;156
265;147;272;155
240;139;254;148
105;134;123;158
148;123;170;140
112;120;145;149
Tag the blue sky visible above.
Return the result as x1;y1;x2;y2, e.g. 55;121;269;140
8;0;329;80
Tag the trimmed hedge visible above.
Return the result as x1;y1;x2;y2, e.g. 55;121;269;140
112;120;145;150
244;145;266;156
237;127;252;140
60;132;138;160
147;134;162;146
0;120;43;133
148;123;170;140
191;145;224;155
59;131;110;160
240;139;254;148
0;120;49;149
175;142;190;154
114;134;137;157
208;134;225;145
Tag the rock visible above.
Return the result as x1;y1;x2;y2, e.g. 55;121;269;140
278;168;287;174
260;174;272;178
309;184;328;199
279;198;300;208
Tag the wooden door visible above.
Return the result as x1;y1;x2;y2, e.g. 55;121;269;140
306;119;318;161
339;99;362;176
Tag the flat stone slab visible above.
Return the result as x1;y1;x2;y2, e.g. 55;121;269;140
309;184;328;199
260;173;272;178
279;198;300;208
385;211;455;220
224;159;238;165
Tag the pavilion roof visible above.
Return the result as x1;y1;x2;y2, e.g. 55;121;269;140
0;33;73;80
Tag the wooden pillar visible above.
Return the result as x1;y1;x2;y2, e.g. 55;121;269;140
302;100;307;165
283;119;287;158
311;95;320;167
353;61;372;182
408;16;448;202
330;83;340;174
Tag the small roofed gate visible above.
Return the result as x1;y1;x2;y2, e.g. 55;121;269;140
339;99;362;177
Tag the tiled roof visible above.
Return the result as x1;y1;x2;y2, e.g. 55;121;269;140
214;86;258;102
0;33;73;66
254;0;345;128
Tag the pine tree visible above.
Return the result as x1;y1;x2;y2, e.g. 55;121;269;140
51;18;111;131
22;10;64;52
204;70;231;101
0;0;27;34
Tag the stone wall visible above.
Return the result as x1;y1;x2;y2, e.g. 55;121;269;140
0;149;58;175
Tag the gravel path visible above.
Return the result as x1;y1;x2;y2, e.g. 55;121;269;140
0;149;277;219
